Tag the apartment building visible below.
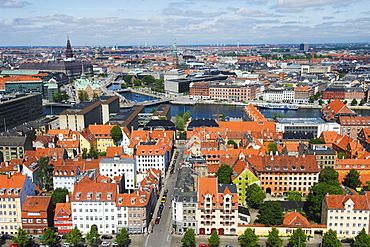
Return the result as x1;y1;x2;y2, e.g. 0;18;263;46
99;155;136;191
70;178;118;234
80;124;118;153
172;167;198;234
338;116;370;139
247;155;320;196
294;86;313;103
0;173;36;234
263;87;294;102
189;82;210;99
54;202;73;234
208;84;256;101
21;196;54;234
322;193;370;238
197;177;238;235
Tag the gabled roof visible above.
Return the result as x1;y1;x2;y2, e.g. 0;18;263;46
54;202;72;220
325;193;370;210
22;196;51;212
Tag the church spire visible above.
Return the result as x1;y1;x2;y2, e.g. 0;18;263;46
65;36;73;58
172;40;178;69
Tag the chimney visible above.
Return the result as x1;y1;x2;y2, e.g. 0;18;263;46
66;194;70;203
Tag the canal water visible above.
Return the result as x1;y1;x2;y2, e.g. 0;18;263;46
44;91;370;119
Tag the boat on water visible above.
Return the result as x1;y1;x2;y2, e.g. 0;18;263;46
259;103;299;110
135;94;140;97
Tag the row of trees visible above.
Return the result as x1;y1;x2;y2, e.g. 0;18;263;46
12;226;130;247
182;227;370;247
122;75;164;90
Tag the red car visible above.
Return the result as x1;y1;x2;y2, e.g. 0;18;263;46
155;218;160;224
199;245;209;247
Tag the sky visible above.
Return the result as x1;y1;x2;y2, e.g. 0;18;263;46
0;0;369;46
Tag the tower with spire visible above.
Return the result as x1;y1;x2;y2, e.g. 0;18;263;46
65;37;74;58
172;40;178;69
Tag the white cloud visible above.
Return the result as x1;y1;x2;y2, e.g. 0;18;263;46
0;0;30;8
162;7;225;17
273;0;359;12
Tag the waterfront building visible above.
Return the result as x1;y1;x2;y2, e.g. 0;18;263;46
189;82;210;99
275;117;340;138
0;94;43;133
0;173;36;234
322;193;370;238
165;75;227;94
196;177;238;235
294;86;313;103
108;105;145;131
321;99;357;121
262;87;294;102
208;84;257;101
59;96;120;131
21;196;54;234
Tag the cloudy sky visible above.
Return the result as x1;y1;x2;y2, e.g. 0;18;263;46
0;0;369;46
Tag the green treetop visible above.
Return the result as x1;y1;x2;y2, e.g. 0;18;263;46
245;183;266;209
289;228;307;247
86;225;100;246
343;169;362;189
12;228;29;247
238;228;259;247
256;201;284;226
110;125;123;146
322;229;341;247
66;226;83;247
208;230;220;247
41;228;57;246
215;164;233;184
354;228;370;247
116;228;130;247
266;227;283;247
181;228;196;247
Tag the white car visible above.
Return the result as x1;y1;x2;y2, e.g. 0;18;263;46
101;242;110;247
111;242;118;247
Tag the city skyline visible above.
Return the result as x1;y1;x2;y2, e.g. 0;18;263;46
0;0;369;46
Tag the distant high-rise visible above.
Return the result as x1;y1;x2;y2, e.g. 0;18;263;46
300;42;309;52
65;38;73;58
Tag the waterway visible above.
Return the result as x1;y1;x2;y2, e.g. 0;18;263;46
44;91;370;119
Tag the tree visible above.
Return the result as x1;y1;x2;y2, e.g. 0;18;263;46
337;152;348;159
272;112;285;120
181;228;196;247
306;182;344;222
256;201;284;226
183;111;191;123
110;125;123;146
309;95;315;103
308;138;325;144
266;227;283;247
116;228;130;247
287;191;302;201
227;139;238;149
12;228;29;247
175;116;185;131
53;93;70;102
88;147;99;159
41;228;57;246
322;229;341;247
351;98;358;106
360;98;366;106
133;79;142;86
343;100;347;104
354;228;370;247
92;93;99;99
86;225;100;246
245;183;266;209
363;181;370;191
219;113;226;121
343;169;362;189
142;75;155;84
208;230;220;247
318;99;324;105
38;156;53;191
78;91;89;102
289;228;307;247
267;142;278;154
238;228;259;247
215;164;233;184
66;226;82;247
52;188;69;205
82;148;88;159
123;75;134;84
319;167;339;186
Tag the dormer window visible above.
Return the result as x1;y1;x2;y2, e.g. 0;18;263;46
87;192;92;199
7;188;13;195
96;192;101;199
0;188;5;195
14;188;20;195
266;165;271;170
300;165;305;170
107;192;112;200
292;166;296;170
118;197;123;204
76;192;81;199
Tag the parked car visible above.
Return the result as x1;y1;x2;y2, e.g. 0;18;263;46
101;242;110;247
9;244;19;247
28;235;35;240
159;204;164;211
157;211;162;218
199;245;209;247
111;242;119;247
155;218;160;224
101;235;113;239
38;235;43;240
341;238;354;243
1;235;14;239
63;244;70;247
